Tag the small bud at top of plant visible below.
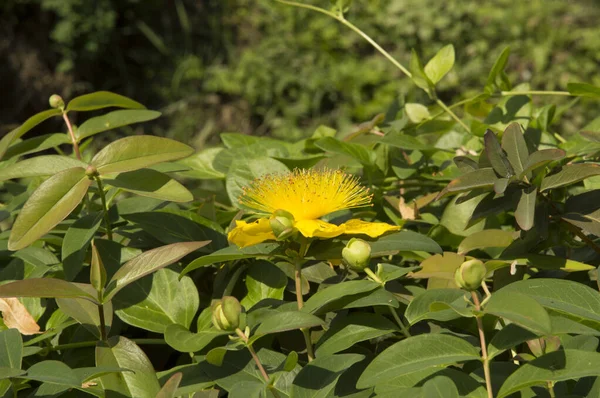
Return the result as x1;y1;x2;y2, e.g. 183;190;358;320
269;209;296;240
211;296;244;332
49;94;65;110
455;259;486;291
85;165;99;179
342;238;371;271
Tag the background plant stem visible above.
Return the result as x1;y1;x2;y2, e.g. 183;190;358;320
94;176;113;241
472;291;494;398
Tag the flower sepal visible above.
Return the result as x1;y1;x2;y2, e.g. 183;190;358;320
269;209;297;241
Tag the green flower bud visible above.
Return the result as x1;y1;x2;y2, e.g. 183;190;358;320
342;238;371;271
270;209;296;240
85;165;99;179
455;259;486;291
49;94;65;110
211;296;243;331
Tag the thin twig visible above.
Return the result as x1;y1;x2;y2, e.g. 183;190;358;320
62;112;81;160
94;176;113;241
235;328;282;398
472;291;493;398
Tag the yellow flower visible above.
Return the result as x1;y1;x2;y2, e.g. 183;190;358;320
228;168;400;248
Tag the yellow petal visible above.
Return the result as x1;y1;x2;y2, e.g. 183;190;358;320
341;219;401;238
295;219;345;239
227;218;276;248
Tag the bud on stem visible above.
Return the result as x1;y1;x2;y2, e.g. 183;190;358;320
211;296;244;332
342;238;371;271
455;259;486;291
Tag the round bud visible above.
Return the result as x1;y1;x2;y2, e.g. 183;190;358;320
211;296;243;332
85;165;99;179
342;238;371;271
455;259;486;291
49;94;65;110
269;209;296;240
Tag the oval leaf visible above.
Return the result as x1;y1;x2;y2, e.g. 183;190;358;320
357;334;480;388
104;241;209;301
67;91;145;112
0;108;62;160
0;156;87;182
424;44;455;84
8;167;91;250
103;168;193;202
91;136;195;174
76;109;161;141
484;289;552;335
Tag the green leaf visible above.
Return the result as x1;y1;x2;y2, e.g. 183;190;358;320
381;131;432;151
0;108;62;160
440;168;498;196
357;334;480;388
488;324;539;360
567;82;600;98
301;280;380;314
122;211;225;249
164;323;228;353
67;91;145;111
541;163;600;191
3;133;72;159
520;149;565;177
96;336;160;398
458;229;516;255
410;49;434;95
57;289;112;339
0;155;87;182
315;137;376;166
91;135;195;174
254;311;324;336
62;212;103;281
76;109;161;140
241;261;287;309
114;268;199;333
315;313;396;357
104;241;208;301
405;289;468;325
290;353;364;398
181;243;282;276
0;278;96;302
484;130;514;178
484;289;552;335
486;46;511;92
498;350;600;398
405;103;431;123
500;279;600;328
501;122;528;176
8;167;91;250
156;372;183;398
424;44;455;84
515;187;536;231
177;148;226;180
422;376;460;398
0;368;25;380
103;168;193;202
24;360;80;387
410;252;464;289
226;156;289;208
0;329;22;369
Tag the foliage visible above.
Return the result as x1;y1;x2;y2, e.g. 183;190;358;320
2;0;599;142
2;1;600;398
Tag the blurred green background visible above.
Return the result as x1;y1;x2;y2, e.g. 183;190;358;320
2;0;599;145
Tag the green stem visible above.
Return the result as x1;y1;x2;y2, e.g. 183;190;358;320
547;381;556;398
50;338;166;351
235;328;282;398
62;111;81;160
472;291;493;398
272;0;469;133
364;268;411;337
94;176;113;241
294;239;315;362
98;304;107;341
499;90;571;97
435;98;471;132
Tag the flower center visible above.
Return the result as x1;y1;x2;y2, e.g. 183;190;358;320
239;168;373;220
